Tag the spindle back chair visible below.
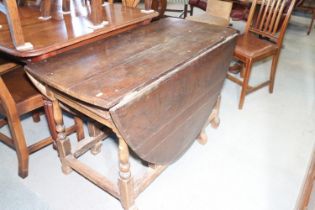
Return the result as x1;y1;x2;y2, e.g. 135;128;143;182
227;0;296;109
246;0;294;46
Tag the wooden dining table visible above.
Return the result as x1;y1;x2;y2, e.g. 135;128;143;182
0;0;158;181
0;2;158;61
1;2;238;210
25;17;238;209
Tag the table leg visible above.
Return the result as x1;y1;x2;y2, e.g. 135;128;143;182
197;95;221;145
39;0;52;20
49;90;73;174
117;134;137;210
209;95;221;128
89;0;107;29
144;0;153;10
88;120;103;155
197;128;208;145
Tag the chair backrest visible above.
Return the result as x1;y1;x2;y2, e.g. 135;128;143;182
295;0;304;6
206;0;233;22
245;0;296;46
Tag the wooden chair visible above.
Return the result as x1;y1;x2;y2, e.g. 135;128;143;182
188;0;207;16
295;0;315;35
227;0;296;109
296;147;315;210
164;0;191;18
0;59;84;178
186;0;233;26
0;0;32;50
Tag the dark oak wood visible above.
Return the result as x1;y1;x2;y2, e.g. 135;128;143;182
26;19;236;110
26;18;237;209
0;62;84;178
110;41;235;164
227;0;296;109
0;4;158;58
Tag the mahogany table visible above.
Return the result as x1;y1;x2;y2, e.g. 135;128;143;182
25;18;237;210
0;3;158;60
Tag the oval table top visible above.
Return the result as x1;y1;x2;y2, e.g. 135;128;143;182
26;18;237;164
26;18;236;110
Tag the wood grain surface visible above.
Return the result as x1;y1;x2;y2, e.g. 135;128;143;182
26;18;237;164
0;3;158;57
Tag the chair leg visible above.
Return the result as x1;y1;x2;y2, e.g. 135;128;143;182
0;78;29;178
183;4;188;18
269;53;280;94
190;5;194;16
239;59;253;109
7;115;29;178
0;119;7;128
307;11;315;35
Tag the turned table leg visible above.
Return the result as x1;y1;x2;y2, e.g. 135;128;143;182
197;95;221;145
49;90;73;174
74;116;85;141
197;128;208;145
117;135;137;210
209;95;221;129
88;120;103;155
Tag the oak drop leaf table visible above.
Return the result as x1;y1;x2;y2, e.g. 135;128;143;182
25;18;237;210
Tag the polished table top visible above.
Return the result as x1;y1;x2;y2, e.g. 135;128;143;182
26;18;238;164
0;3;158;59
26;18;236;110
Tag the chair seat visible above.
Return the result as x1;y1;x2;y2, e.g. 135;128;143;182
235;33;278;60
186;13;229;26
189;0;207;11
0;67;43;116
